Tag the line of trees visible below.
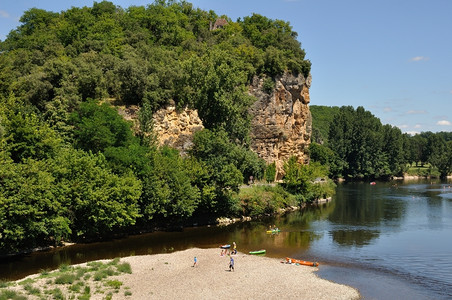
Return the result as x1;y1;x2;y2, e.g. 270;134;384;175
309;105;452;180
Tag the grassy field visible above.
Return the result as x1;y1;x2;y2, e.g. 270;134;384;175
405;163;440;177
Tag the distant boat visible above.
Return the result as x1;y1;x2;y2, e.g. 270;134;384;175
370;182;376;185
249;249;266;255
266;229;281;234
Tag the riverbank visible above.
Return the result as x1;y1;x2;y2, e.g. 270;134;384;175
3;248;360;300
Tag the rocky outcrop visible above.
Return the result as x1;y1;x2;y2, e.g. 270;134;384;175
152;105;204;155
151;72;312;180
248;73;312;180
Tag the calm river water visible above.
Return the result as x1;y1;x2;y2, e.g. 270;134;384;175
1;179;451;299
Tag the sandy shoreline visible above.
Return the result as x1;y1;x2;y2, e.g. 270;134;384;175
6;247;360;299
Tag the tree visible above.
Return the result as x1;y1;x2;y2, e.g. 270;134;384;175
140;146;200;222
0;158;71;254
308;142;342;178
381;124;405;176
70;99;135;153
264;162;276;183
181;50;254;143
1;98;62;163
50;148;142;239
328;106;389;179
409;134;428;166
427;134;452;178
282;157;334;202
310;105;341;145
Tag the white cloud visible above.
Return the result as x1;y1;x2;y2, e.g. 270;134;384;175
437;120;451;126
410;56;429;62
0;10;10;18
398;124;409;129
406;110;427;115
406;131;420;136
383;107;392;112
414;124;422;128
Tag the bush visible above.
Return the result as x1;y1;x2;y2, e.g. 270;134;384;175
105;280;123;290
93;268;115;281
55;273;76;284
234;185;296;217
0;289;27;300
116;262;132;274
264;162;276;183
262;77;275;94
23;284;41;296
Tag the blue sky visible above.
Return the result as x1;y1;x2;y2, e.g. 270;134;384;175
1;0;451;134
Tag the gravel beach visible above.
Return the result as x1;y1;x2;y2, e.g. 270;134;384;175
114;248;359;299
6;248;360;299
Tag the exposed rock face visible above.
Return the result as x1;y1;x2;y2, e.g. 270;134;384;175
151;72;312;181
152;105;204;155
248;73;312;180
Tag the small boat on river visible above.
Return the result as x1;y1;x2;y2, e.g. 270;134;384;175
266;229;281;234
220;244;231;249
285;257;319;267
249;249;266;255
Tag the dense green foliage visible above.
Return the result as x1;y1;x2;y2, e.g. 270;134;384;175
282;157;336;203
309;105;452;180
309;105;340;144
233;185;296;217
0;1;311;254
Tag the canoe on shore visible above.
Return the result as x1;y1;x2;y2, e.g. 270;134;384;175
285;257;319;267
220;244;231;249
249;249;266;255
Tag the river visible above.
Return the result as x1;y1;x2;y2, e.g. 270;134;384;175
1;179;451;299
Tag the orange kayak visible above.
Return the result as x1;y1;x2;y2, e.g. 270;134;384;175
285;257;319;267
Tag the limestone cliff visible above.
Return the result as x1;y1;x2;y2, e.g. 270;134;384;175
152;105;204;155
151;72;312;180
248;73;312;180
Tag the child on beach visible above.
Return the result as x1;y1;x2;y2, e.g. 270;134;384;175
232;242;237;255
193;256;197;267
229;256;234;272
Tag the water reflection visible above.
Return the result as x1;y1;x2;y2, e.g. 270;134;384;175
312;179;452;300
330;229;380;247
325;182;407;247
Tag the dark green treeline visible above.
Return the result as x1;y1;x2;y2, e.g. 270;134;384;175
309;105;452;180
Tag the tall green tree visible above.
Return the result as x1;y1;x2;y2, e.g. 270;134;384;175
140;146;200;223
0;157;71;254
426;134;452;178
50;148;142;239
70;99;135;153
328;106;399;179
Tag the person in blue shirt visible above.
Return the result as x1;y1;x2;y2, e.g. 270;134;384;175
229;256;234;271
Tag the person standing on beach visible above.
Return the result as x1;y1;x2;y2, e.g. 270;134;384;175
193;256;197;267
229;256;234;271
